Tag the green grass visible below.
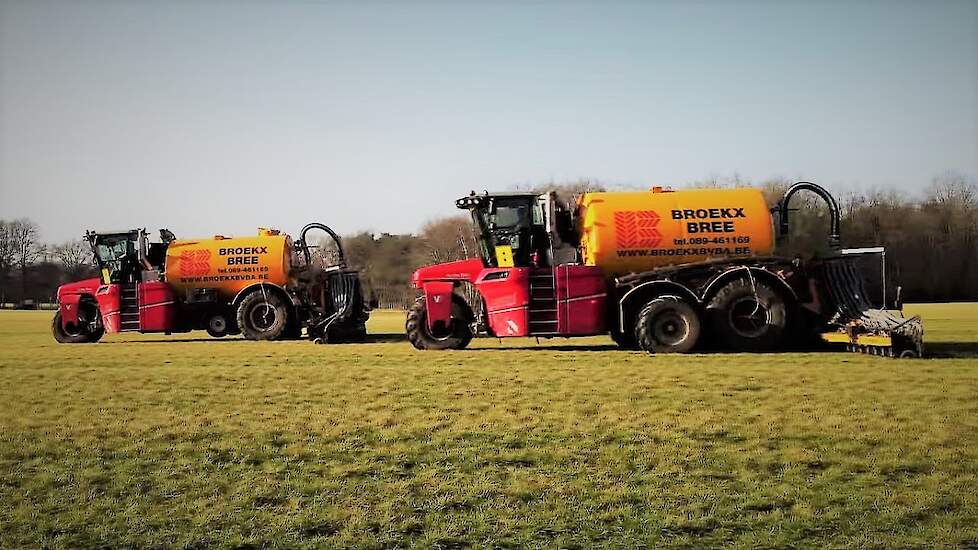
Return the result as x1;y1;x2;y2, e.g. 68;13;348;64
1;304;978;549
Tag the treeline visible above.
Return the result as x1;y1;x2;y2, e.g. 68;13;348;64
756;172;978;302
0;219;97;306
3;172;976;307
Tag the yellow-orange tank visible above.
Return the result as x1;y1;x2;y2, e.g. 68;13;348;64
579;188;775;277
164;228;293;299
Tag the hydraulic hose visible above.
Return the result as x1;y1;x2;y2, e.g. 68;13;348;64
777;181;842;249
298;222;346;268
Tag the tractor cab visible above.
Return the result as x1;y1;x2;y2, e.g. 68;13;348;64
456;191;577;268
85;229;172;285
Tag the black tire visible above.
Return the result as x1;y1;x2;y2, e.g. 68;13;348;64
52;305;103;344
236;291;289;341
205;313;230;338
405;296;473;350
706;278;788;352
611;328;639;350
633;297;701;354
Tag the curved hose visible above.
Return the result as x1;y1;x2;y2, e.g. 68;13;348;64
298;222;346;268
777;181;842;249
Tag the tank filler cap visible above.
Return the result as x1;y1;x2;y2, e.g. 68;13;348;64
650;186;674;193
258;228;281;236
213;235;227;240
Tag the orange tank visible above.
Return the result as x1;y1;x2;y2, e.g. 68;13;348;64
164;228;293;299
578;188;775;277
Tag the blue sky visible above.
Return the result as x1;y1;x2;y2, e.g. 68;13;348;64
1;0;976;242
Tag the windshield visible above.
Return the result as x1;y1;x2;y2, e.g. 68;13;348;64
489;204;527;229
95;240;130;264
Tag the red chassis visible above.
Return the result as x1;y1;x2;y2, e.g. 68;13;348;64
411;259;607;339
56;278;179;338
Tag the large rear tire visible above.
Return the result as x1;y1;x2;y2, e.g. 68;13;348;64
236;291;289;341
52;305;104;344
633;297;701;354
706;278;788;352
405;296;473;350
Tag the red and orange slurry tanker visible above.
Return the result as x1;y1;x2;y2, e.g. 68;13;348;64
406;182;924;357
52;223;369;344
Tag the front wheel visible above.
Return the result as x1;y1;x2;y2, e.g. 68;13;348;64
52;305;104;344
634;297;701;354
405;297;473;350
236;291;288;340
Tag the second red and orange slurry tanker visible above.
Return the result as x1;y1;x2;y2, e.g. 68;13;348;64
52;223;370;344
407;182;923;357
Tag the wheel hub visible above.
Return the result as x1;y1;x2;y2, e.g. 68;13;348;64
654;312;689;346
209;315;227;333
249;304;276;331
729;298;769;338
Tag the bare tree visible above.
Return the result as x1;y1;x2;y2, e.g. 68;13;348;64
420;215;478;263
513;178;607;209
10;219;45;301
54;239;92;280
0;221;15;303
927;171;977;208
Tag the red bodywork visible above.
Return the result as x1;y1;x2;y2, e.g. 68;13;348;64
95;284;122;332
411;259;608;337
138;281;177;332
56;278;102;331
554;265;608;334
57;279;178;334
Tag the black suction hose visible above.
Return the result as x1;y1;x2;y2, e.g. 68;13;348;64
777;181;842;249
298;222;346;268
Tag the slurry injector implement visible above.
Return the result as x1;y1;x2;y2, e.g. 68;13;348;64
406;182;923;357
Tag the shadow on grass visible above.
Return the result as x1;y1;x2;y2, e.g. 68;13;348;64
923;342;978;358
104;338;241;344
365;333;409;344
107;333;412;345
472;344;622;352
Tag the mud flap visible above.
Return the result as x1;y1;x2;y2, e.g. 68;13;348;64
59;294;82;329
814;257;924;357
423;281;454;333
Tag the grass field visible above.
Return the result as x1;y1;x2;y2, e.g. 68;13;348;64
1;304;978;549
